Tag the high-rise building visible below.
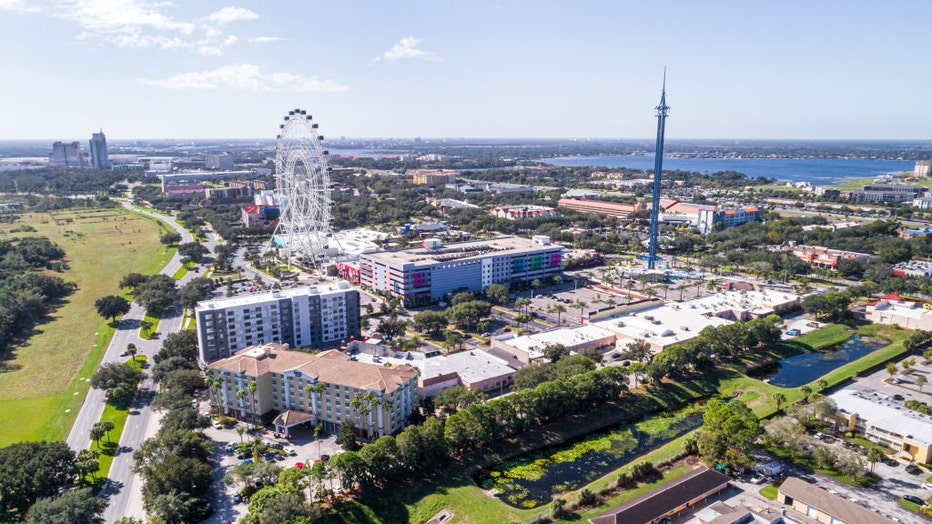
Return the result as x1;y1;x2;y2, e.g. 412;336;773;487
195;281;361;363
88;130;110;169
49;141;85;168
359;236;563;307
205;154;234;169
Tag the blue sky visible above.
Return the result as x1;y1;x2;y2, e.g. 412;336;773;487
1;0;931;140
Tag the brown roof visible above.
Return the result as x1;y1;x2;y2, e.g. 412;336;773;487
777;477;896;524
273;409;315;427
589;466;731;524
208;343;418;394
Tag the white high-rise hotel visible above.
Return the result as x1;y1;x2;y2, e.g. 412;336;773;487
195;281;360;363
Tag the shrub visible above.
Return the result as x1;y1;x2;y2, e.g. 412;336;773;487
578;488;598;507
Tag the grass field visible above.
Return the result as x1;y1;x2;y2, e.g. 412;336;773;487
92;356;146;480
0;208;166;446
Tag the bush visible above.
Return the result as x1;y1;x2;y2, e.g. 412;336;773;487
578;488;598;507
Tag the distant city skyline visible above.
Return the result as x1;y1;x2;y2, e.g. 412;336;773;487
2;1;932;140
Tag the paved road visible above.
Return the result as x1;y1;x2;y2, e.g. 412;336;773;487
65;202;221;522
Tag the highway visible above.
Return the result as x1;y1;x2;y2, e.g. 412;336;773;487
65;202;218;522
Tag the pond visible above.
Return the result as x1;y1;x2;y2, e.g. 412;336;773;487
474;407;703;508
765;336;884;388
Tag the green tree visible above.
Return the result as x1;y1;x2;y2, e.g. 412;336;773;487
177;241;208;266
543;343;570;363
867;447;884;473
886;362;897;378
126;343;138;363
0;441;78;519
159;231;182;246
24;488;106;524
548;303;567;324
483;283;508;305
337;419;360;451
89;425;105;448
378;314;407;340
178;277;213;310
772;392;786;411
433;386;487;415
444;330;465;351
248;380;258;428
94;295;130;323
411;310;448;337
916;375;927;392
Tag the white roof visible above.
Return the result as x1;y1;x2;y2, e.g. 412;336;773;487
832;389;932;446
504;325;615;359
353;349;515;384
872;300;932;320
591;304;731;350
679;289;798;317
196;281;353;311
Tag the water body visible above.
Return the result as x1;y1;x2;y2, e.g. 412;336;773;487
474;408;702;508
766;336;884;388
541;155;913;185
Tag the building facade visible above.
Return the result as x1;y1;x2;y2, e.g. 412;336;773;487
208;344;419;439
412;170;456;186
196;282;360;363
849;185;927;203
490;205;559;220
88;130;109;169
696;206;761;234
776;243;873;270
833;389;932;464
49;141;85;168
359;236;563;307
206;154;234;169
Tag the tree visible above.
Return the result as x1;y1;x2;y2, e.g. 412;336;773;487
434;386;487;415
248;380;258;428
126;343;138;363
483;283;508;305
867;447;884;474
619;340;651;362
76;449;100;482
89;425;105;448
90;362;144;408
514;298;531;316
99;420;115;444
24;488;106;524
133;274;177;314
337;419;360;452
378;314;407;340
445;300;493;331
801;290;852;321
0;441;78;519
772;392;786;411
917;375;928;392
817;378;828;392
156;329;198;363
543;343;570;363
160;231;182;246
886;362;897;378
412;310;448;337
139;320;153;336
444;330;464;351
513;364;552;390
178;277;213;310
177;241;208;266
119;272;148;291
548;303;567;324
94;295;130;322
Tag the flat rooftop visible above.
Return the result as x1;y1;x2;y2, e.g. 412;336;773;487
871;300;932;320
362;235;559;266
679;288;799;318
831;389;932;446
591;304;731;350
352;348;515;384
498;325;615;359
196;281;353;311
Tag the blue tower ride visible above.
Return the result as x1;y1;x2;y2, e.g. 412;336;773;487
647;71;670;270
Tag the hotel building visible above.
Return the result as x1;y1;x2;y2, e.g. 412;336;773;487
195;282;360;363
359;236;563;307
208;343;419;439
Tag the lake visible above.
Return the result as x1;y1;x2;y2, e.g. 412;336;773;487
765;336;884;388
541;155;913;185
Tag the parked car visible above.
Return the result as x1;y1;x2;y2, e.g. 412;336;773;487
906;464;922;475
893;394;904;401
903;494;925;505
921;483;932;491
785;329;801;336
750;474;766;485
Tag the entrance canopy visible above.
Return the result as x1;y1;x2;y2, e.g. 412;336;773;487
273;409;315;437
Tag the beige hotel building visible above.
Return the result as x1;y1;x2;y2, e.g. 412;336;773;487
208;343;419;439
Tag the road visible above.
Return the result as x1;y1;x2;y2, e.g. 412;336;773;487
65;202;220;522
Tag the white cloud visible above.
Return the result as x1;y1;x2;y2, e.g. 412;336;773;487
5;1;256;54
141;64;349;92
375;36;443;62
205;6;257;25
248;36;283;44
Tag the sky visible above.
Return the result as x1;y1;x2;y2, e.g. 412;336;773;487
1;0;932;140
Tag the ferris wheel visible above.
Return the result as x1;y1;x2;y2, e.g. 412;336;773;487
269;108;332;270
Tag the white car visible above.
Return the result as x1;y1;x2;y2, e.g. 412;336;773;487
922;482;932;491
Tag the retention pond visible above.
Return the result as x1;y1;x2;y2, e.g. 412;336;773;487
764;336;884;388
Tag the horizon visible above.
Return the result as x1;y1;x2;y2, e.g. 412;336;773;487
3;2;932;140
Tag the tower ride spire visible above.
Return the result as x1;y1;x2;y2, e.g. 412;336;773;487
647;70;669;270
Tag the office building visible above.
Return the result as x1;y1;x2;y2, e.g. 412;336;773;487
88;130;110;169
833;389;932;464
49;141;85;168
865;294;932;330
195;281;360;363
411;169;456;186
696;206;761;234
205;153;234;169
359;236;563;307
208;343;418;439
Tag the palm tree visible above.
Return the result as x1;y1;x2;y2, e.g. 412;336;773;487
817;378;828;392
548;303;567;325
248;381;258;428
235;426;245;443
236;389;247;420
916;375;927;392
515;298;531;316
126;343;138;363
772;392;786;411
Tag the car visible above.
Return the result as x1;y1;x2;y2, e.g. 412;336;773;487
119;351;129;357
785;329;801;336
893;394;904;401
321;454;331;462
903;494;925;505
233;493;242;504
238;458;254;465
535;294;544;299
212;421;222;430
906;464;922;475
750;474;766;485
891;378;903;384
922;483;932;491
814;432;826;440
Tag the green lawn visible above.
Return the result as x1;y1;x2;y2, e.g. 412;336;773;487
759;484;778;500
172;262;190;280
90;356;146;481
0;209;164;446
140;311;161;340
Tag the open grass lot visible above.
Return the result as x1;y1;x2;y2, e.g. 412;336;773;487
328;323;912;523
0;209;166;446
